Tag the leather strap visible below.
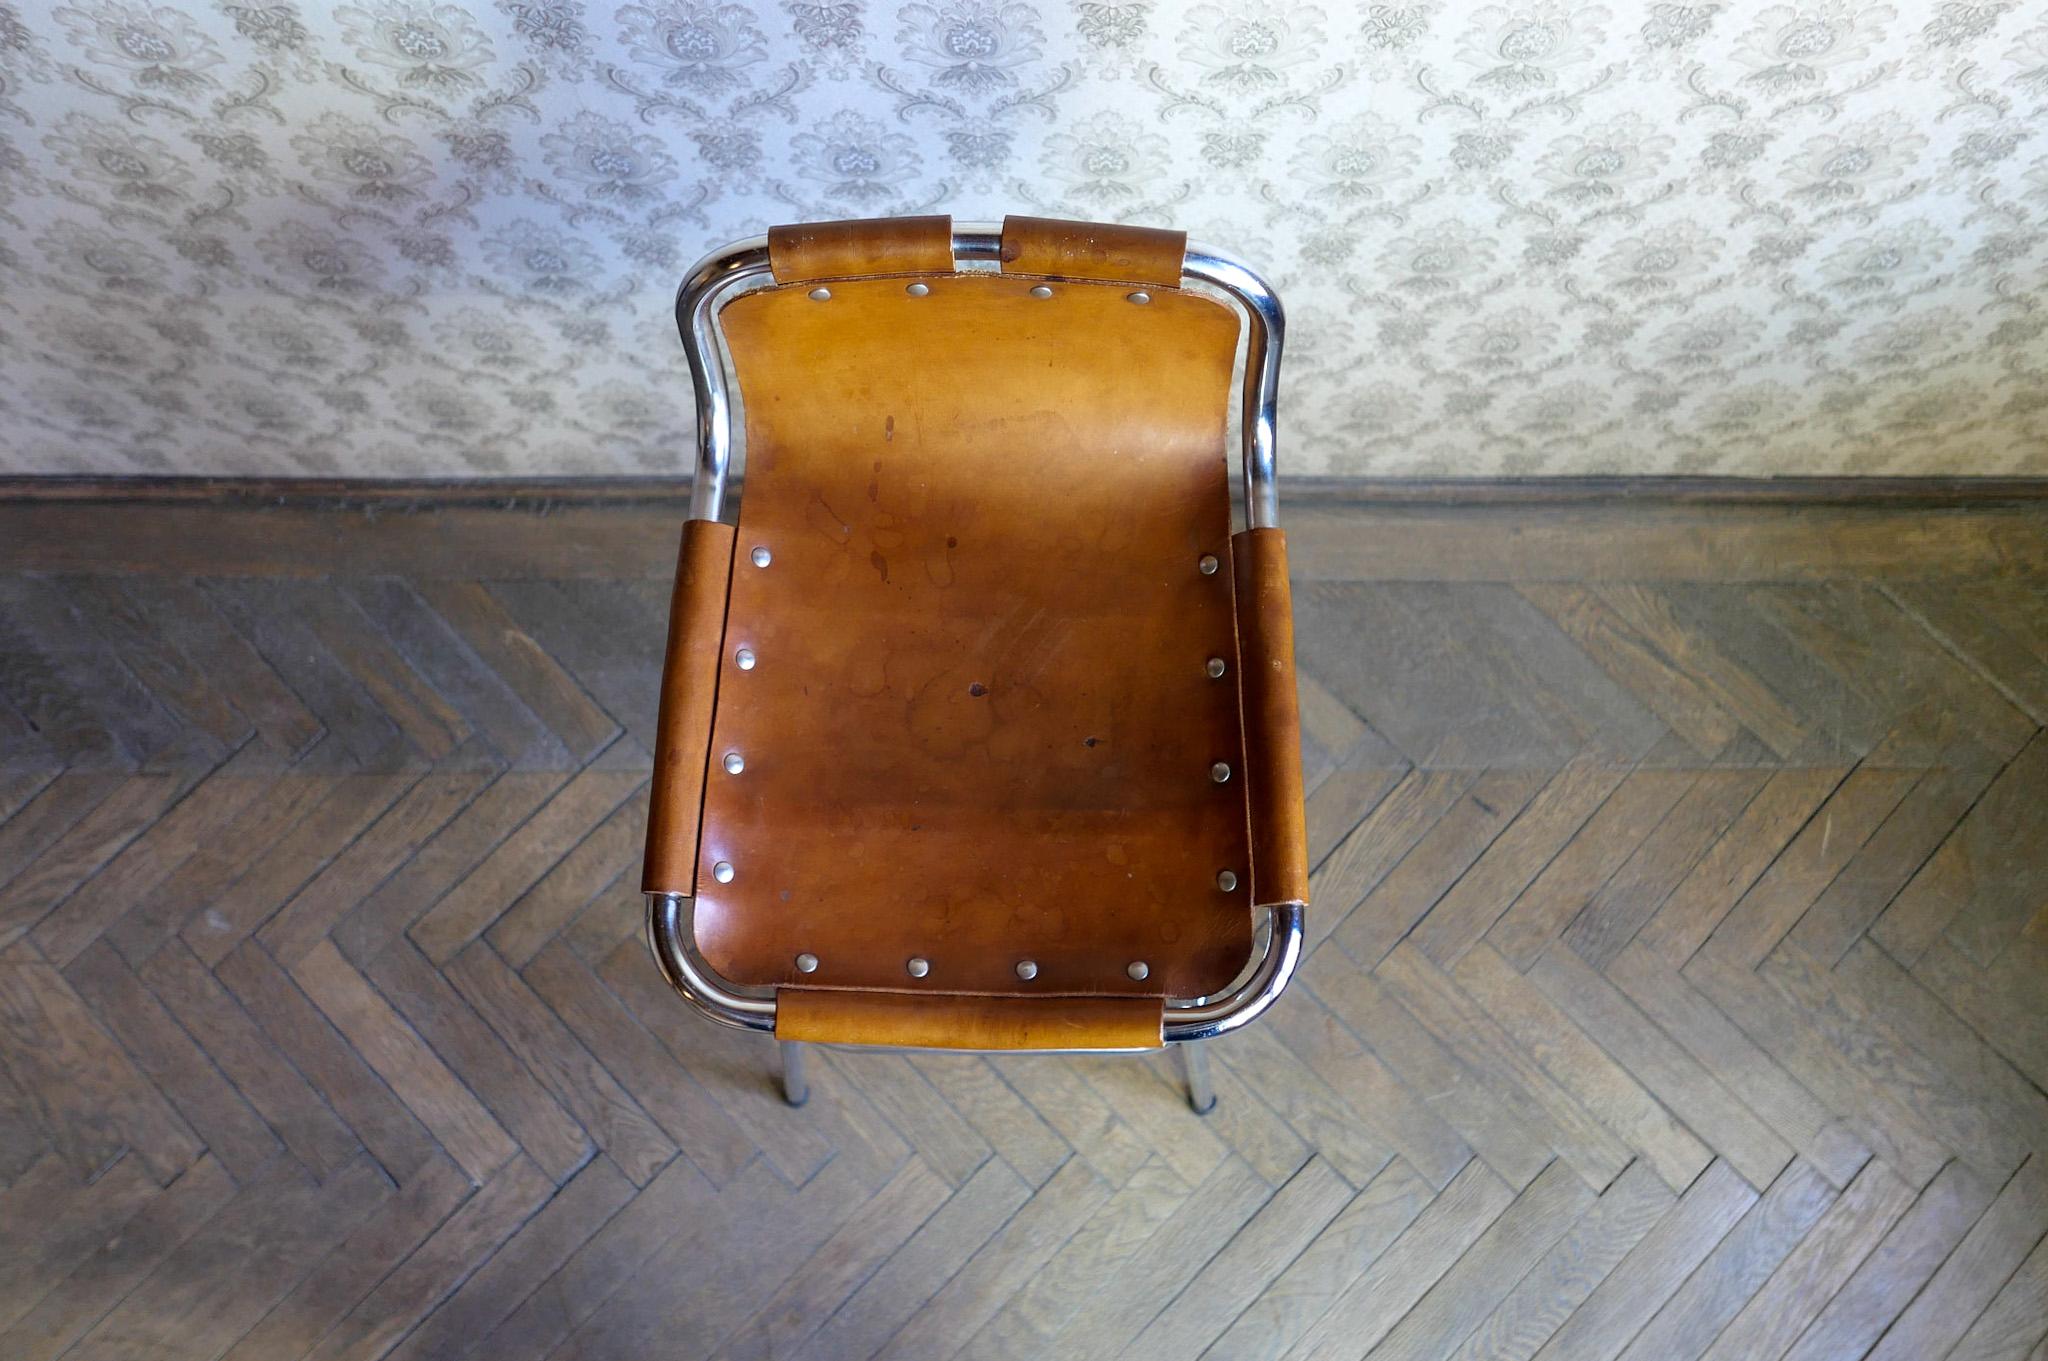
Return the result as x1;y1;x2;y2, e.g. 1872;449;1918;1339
768;215;955;284
1232;528;1309;907
642;518;734;895
1000;215;1187;287
776;989;1164;1050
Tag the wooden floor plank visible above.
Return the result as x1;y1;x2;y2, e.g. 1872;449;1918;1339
408;767;643;964
1867;1155;2048;1361
1607;943;1872;1187
259;770;493;967
1444;1159;1674;1361
1378;944;1635;1193
1612;1159;1837;1361
1696;1157;1915;1361
384;1154;634;1361
0;1152;160;1334
300;1154;553;1361
710;1158;953;1361
1362;1157;1595;1361
71;1154;393;1361
1305;947;1556;1191
1947;1231;2048;1361
365;939;592;1186
1333;769;1548;969
1485;770;1696;970
1122;1155;1354;1361
965;1157;1191;1359
0;941;203;1184
1052;1156;1274;1361
1527;941;1793;1191
213;939;444;1183
1410;761;1630;965
30;743;281;967
1286;1156;1515;1361
445;941;673;1187
290;939;517;1183
876;1157;1114;1361
137;940;359;1179
1453;944;1711;1192
1780;1158;1998;1361
216;1152;472;1361
521;941;755;1187
0;1153;236;1361
796;1157;1031;1361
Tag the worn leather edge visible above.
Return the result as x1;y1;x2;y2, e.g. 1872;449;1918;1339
1232;527;1310;908
767;215;955;284
642;518;735;894
775;990;1165;1051
998;214;1187;287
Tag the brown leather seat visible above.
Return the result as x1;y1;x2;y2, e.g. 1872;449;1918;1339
643;214;1306;1054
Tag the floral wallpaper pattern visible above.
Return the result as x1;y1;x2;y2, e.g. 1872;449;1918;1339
1;0;2045;478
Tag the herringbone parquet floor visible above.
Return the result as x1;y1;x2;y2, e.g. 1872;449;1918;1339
1;489;2045;1361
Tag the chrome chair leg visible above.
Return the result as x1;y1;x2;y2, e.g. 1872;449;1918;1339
779;1040;810;1107
1178;1042;1217;1115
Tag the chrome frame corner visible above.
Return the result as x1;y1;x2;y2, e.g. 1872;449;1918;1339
655;219;1297;1046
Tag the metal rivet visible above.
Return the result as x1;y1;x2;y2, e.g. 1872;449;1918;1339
905;282;929;296
1127;291;1151;305
1029;284;1053;298
1217;870;1238;892
907;957;930;978
1015;959;1038;981
808;287;831;301
1211;762;1232;784
751;545;771;568
795;952;818;973
1127;961;1150;981
1198;554;1219;575
735;647;755;670
1206;657;1227;678
712;860;734;883
723;751;744;775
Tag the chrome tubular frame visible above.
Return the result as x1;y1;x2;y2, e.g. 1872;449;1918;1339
650;220;1298;1047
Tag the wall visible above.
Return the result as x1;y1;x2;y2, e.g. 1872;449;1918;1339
2;1;2045;479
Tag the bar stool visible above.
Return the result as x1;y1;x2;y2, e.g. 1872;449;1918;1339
642;214;1306;1113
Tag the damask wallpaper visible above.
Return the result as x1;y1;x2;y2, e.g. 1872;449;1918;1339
1;1;2044;479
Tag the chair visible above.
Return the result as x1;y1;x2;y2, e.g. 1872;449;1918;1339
641;214;1306;1112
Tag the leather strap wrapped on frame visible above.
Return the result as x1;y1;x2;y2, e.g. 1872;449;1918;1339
642;518;735;895
1232;528;1310;907
999;215;1187;287
776;989;1163;1051
767;215;955;284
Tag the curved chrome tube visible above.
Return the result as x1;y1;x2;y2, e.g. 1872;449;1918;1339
645;892;776;1033
646;891;1303;1045
672;221;1286;528
1162;902;1304;1042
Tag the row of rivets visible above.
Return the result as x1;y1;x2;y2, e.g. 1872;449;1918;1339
806;282;1153;303
776;955;1161;983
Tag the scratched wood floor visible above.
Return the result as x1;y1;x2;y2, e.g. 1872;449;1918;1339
1;489;2046;1361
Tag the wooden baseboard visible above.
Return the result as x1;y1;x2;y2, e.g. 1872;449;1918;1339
1;475;2043;581
3;474;2046;509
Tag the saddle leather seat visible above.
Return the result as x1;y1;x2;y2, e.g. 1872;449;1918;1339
642;214;1306;1057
